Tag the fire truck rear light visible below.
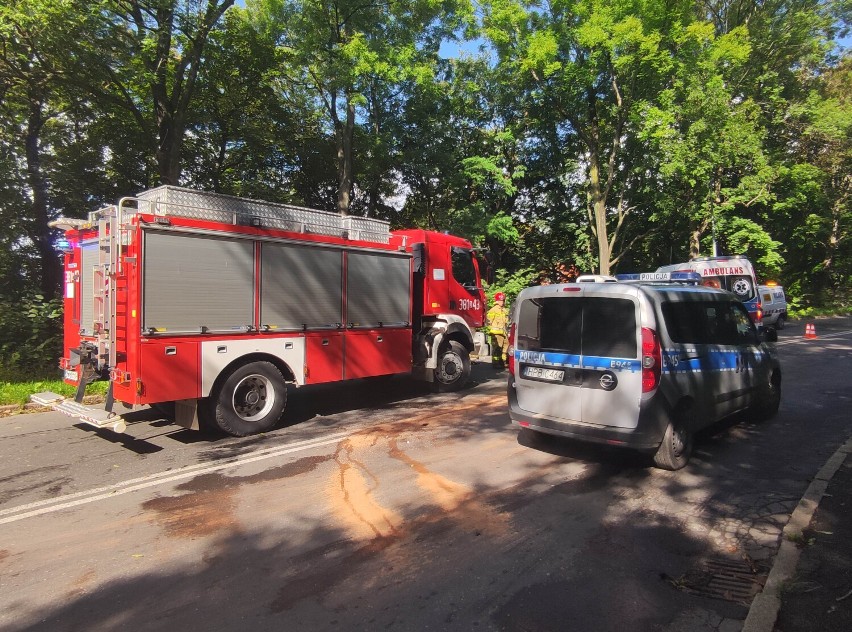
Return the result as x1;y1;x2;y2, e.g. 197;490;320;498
136;379;144;396
431;302;440;308
110;370;131;384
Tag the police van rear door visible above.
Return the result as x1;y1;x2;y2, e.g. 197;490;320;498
577;290;643;430
514;290;583;422
513;286;643;428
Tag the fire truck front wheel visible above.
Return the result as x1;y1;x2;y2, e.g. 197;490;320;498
211;361;287;436
433;340;471;392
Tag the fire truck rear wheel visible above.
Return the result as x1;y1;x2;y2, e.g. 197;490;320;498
433;340;471;392
212;361;287;436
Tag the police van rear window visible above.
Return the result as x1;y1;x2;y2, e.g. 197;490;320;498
520;297;637;358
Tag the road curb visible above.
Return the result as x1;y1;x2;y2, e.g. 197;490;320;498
742;437;852;632
0;403;43;416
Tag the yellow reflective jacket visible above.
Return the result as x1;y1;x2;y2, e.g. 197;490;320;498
486;304;508;335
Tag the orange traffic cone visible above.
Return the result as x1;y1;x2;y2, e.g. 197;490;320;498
804;322;818;339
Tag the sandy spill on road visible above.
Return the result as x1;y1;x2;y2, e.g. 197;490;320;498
327;396;510;541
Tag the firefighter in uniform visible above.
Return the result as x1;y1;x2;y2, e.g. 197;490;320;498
486;292;509;369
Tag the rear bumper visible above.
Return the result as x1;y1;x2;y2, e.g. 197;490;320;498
507;382;667;451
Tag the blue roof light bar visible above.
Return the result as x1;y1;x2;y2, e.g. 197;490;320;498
615;272;702;284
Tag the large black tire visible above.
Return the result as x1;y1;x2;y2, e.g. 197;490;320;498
752;370;781;421
653;416;693;471
775;314;786;330
211;361;287;436
433;340;471;392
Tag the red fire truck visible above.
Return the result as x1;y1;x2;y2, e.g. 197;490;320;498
33;187;485;436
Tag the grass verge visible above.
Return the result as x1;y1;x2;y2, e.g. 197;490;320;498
0;379;109;407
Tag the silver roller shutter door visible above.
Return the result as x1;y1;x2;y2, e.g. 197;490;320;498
346;252;410;328
261;243;343;329
142;231;254;333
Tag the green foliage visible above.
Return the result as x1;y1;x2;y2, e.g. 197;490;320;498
0;294;63;381
484;268;539;309
1;0;851;384
0;379;109;407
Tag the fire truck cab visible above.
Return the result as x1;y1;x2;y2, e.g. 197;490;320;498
36;187;485;436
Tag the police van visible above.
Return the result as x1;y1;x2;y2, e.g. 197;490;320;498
507;273;781;470
758;284;788;330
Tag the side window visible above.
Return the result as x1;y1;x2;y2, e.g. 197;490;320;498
731;303;758;345
662;302;711;344
663;300;746;345
451;247;476;288
707;304;740;345
762;292;772;303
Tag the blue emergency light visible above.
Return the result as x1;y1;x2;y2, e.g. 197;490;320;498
615;272;702;284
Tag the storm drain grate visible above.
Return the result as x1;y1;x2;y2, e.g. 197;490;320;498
675;557;765;604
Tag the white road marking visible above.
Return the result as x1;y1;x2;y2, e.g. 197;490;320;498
0;431;351;525
776;330;852;346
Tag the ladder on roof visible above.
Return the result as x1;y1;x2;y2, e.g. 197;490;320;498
132;186;392;244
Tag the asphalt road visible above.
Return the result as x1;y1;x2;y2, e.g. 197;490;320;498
1;317;850;632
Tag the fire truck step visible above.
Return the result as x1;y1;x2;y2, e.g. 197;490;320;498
29;392;127;433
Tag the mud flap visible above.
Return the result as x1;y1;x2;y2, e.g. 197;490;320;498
174;399;201;431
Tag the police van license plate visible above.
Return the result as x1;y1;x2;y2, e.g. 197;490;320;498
523;366;564;382
64;369;78;382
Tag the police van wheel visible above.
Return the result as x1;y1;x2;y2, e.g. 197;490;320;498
775;314;786;330
753;371;781;421
653;418;693;471
212;361;287;436
433;340;471;392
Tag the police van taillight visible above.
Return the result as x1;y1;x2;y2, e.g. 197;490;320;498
641;327;661;392
507;322;516;376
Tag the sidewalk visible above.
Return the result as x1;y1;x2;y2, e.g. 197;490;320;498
743;437;852;632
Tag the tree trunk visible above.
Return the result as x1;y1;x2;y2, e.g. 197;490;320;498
24;99;61;301
588;152;611;275
336;95;355;216
689;216;712;259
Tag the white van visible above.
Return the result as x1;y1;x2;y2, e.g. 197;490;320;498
507;278;781;470
758;285;788;329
